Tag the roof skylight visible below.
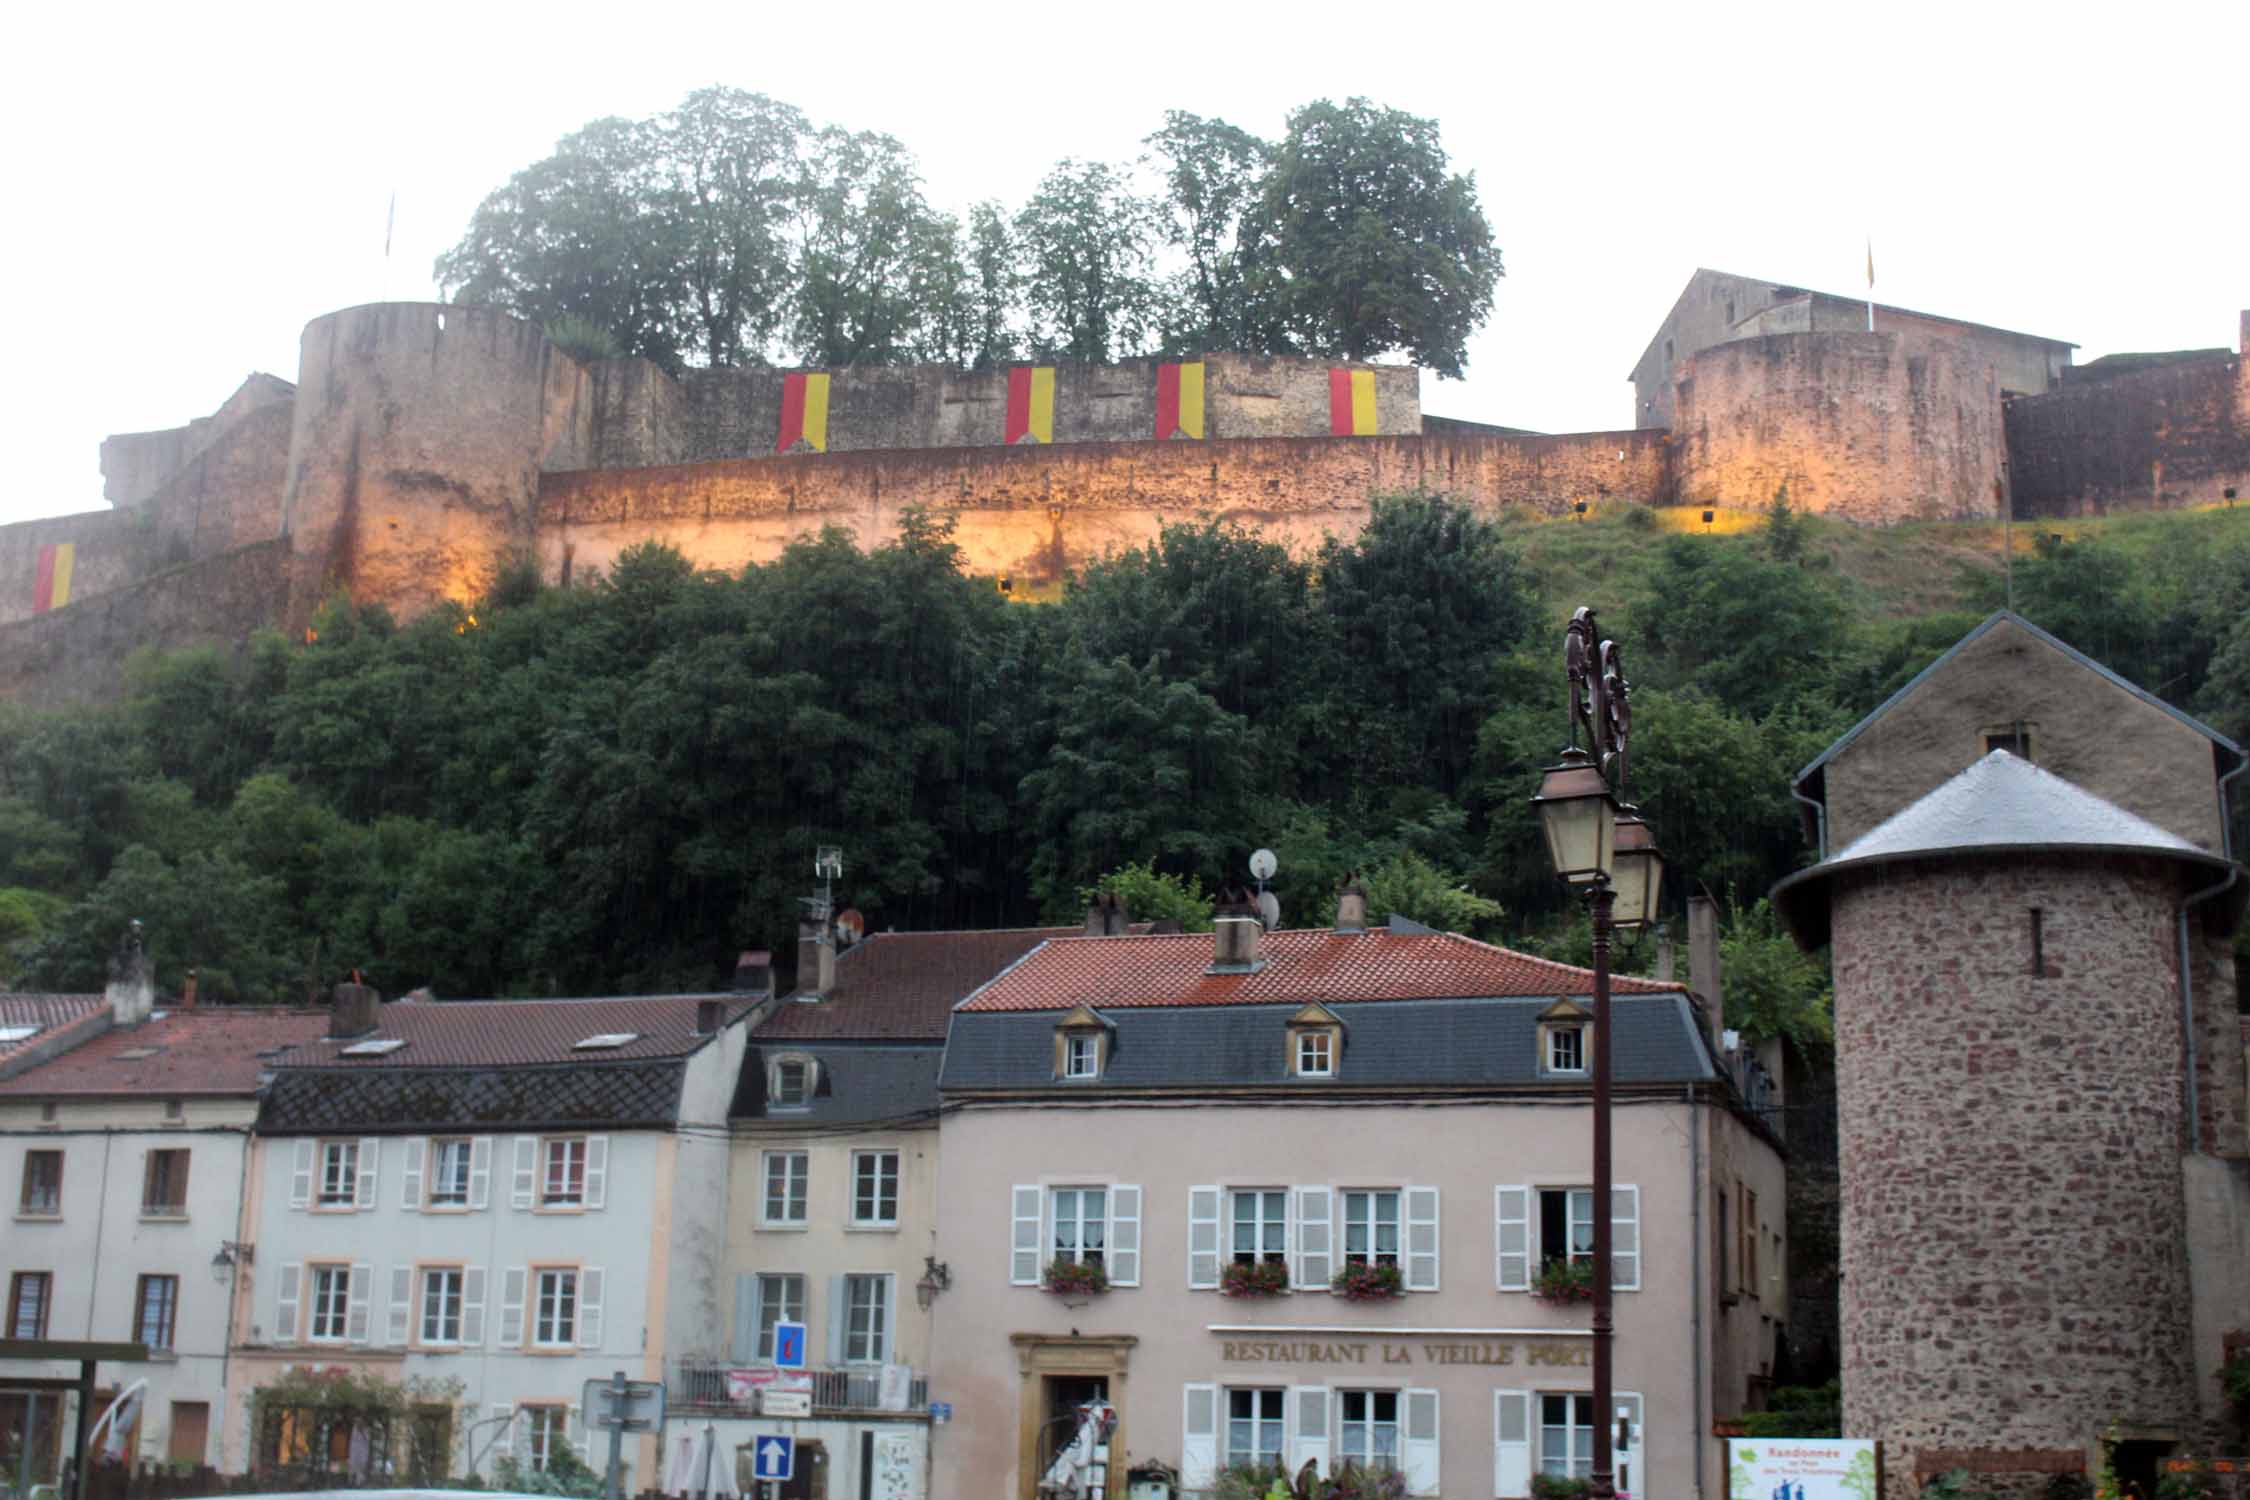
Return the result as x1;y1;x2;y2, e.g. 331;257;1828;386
573;1032;640;1051
340;1038;408;1057
0;1025;40;1044
115;1046;163;1060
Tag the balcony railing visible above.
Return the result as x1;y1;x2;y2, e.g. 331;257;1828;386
670;1358;928;1417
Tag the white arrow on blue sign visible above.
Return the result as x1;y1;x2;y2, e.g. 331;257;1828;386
772;1320;808;1370
753;1435;794;1482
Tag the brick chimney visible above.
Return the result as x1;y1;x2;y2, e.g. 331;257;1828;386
696;1000;727;1035
1083;893;1131;936
797;921;836;998
734;950;774;999
1210;885;1265;973
106;920;154;1028
1335;874;1369;934
330;980;381;1039
1688;893;1723;1044
177;967;199;1009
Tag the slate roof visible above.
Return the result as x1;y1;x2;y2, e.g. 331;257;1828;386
957;928;1683;1013
734;1043;943;1126
0;994;108;1074
757;928;1077;1040
266;994;755;1068
941;995;1714;1093
259;1060;686;1135
0;1005;330;1096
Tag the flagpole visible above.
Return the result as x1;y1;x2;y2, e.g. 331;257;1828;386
1865;236;1875;333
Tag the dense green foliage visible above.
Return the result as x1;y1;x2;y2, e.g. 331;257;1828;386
437;90;1500;377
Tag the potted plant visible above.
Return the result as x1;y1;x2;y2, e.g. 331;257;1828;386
1329;1261;1406;1302
1532;1258;1595;1304
1042;1259;1110;1296
1220;1261;1292;1299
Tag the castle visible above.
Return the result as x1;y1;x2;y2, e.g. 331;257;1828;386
3;273;2246;701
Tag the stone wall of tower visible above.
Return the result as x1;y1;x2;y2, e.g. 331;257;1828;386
1828;853;2202;1495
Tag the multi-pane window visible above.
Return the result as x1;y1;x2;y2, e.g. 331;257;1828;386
309;1265;352;1341
1296;1030;1333;1076
1064;1034;1098;1079
1539;1394;1594;1478
1540;1188;1596;1266
134;1274;179;1350
143;1149;190;1215
844;1275;888;1363
19;1150;62;1215
542;1139;587;1207
1548;1026;1586;1073
771;1059;810;1108
1230;1190;1287;1266
534;1269;579;1346
525;1406;572;1474
421;1269;464;1345
755;1275;805;1360
763;1152;808;1225
1050;1187;1107;1267
8;1272;52;1338
851;1151;899;1226
1225;1388;1285;1470
1338;1390;1399;1466
317;1142;358;1207
1342;1190;1401;1267
428;1139;472;1207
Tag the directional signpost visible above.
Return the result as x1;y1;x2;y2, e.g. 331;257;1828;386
753;1434;795;1484
582;1371;666;1500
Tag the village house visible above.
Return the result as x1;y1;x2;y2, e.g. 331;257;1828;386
924;899;1787;1500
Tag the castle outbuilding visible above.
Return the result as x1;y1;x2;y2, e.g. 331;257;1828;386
1773;612;2250;1498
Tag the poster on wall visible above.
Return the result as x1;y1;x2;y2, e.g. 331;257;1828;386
870;1430;922;1500
1728;1439;1878;1500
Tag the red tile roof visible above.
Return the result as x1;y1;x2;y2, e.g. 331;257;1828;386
0;994;110;1072
269;994;756;1069
0;1004;331;1096
759;928;1080;1041
956;929;1686;1013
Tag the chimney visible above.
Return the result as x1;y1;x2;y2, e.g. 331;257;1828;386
106;920;155;1028
178;967;199;1010
1084;896;1107;937
1104;895;1131;936
1654;926;1675;983
1211;915;1263;972
330;980;381;1039
696;1000;727;1035
1335;874;1369;934
1688;893;1723;1044
797;922;835;998
734;949;774;999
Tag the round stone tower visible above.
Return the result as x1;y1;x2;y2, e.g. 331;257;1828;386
1775;752;2227;1498
280;302;590;629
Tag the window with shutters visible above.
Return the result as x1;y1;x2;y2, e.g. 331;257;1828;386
851;1150;899;1227
763;1152;808;1226
533;1269;579;1347
1539;1394;1593;1478
134;1274;179;1349
1339;1390;1400;1466
523;1405;572;1473
1050;1187;1107;1268
756;1275;804;1360
20;1150;62;1216
1225;1388;1286;1469
427;1139;472;1208
1539;1189;1596;1267
317;1142;357;1208
421;1268;464;1345
1342;1190;1401;1267
541;1138;587;1208
7;1272;51;1338
1742;1186;1759;1297
142;1149;189;1217
844;1274;888;1363
1230;1189;1287;1266
308;1265;352;1342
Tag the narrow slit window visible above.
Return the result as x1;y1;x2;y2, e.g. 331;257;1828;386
2029;908;2045;978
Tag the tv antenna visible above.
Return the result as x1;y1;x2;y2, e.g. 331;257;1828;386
802;846;843;926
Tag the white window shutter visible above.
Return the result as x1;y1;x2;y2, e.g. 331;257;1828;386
1188;1186;1222;1288
489;1405;514;1458
732;1274;759;1363
877;1275;896;1362
1108;1185;1142;1287
387;1265;413;1346
1010;1186;1043;1285
1289;1386;1331;1478
1612;1185;1641;1291
1403;1388;1440;1496
1405;1185;1441;1290
400;1138;425;1209
1293;1186;1334;1289
511;1137;537;1210
346;1261;374;1343
1494;1389;1531;1499
274;1263;301;1342
1182;1383;1218;1493
499;1267;527;1348
469;1137;493;1210
1495;1186;1531;1290
356;1138;379;1210
461;1267;487;1346
584;1136;609;1210
1616;1392;1644;1500
289;1140;313;1209
578;1267;605;1349
827;1274;849;1365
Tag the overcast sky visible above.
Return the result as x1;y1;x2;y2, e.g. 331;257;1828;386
6;0;2243;528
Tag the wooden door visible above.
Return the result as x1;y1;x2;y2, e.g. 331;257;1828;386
168;1402;209;1466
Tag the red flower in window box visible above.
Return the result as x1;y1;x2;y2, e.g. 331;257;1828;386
1220;1261;1292;1299
1329;1262;1405;1302
1041;1260;1110;1296
1532;1258;1596;1304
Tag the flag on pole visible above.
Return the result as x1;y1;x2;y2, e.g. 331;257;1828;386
385;193;396;259
1866;238;1874;289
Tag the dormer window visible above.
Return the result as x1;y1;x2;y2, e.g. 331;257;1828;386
1052;1006;1111;1081
1286;1003;1343;1079
1296;1030;1333;1077
1538;998;1592;1077
1064;1034;1098;1079
769;1054;816;1110
1548;1027;1585;1074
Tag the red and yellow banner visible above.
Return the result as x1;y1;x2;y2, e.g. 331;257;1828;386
1006;366;1055;445
1155;362;1205;440
776;372;831;453
1329;368;1377;436
32;542;74;614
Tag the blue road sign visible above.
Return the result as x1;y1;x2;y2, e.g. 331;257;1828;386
752;1435;795;1483
928;1402;953;1424
772;1320;808;1370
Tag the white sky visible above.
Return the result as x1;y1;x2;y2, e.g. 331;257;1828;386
5;0;2244;527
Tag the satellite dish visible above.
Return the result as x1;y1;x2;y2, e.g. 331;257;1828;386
1248;849;1278;882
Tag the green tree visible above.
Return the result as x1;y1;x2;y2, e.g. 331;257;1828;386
1314;851;1503;937
1145;111;1279;354
1015;160;1163;363
1085;860;1215;932
21;846;295;1004
659;88;809;367
789;128;959;366
1255;98;1501;378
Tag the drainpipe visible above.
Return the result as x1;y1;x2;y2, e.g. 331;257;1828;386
2175;751;2246;1153
1791;780;1829;862
1687;1083;1706;1500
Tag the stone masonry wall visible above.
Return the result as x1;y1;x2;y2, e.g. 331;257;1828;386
1830;855;2201;1496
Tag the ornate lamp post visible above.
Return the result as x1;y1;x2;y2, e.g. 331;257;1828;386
1529;607;1664;1500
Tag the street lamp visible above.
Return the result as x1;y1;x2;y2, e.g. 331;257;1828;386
1530;606;1663;1500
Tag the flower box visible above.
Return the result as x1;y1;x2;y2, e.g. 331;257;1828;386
1329;1262;1405;1302
1220;1261;1292;1299
1042;1259;1110;1296
1532;1257;1595;1305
